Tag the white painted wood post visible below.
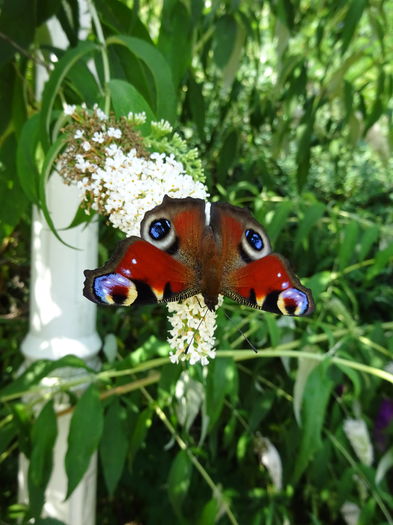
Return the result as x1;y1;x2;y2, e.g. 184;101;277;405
18;6;102;523
18;174;101;524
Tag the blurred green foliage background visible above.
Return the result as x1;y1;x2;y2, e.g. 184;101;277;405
0;0;392;524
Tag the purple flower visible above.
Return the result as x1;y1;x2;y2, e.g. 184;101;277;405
374;399;393;451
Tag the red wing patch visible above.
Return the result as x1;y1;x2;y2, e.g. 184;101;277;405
223;254;314;316
84;237;198;306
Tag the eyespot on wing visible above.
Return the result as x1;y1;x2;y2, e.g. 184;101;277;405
83;270;138;306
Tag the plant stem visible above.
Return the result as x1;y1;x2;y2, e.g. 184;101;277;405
141;387;240;525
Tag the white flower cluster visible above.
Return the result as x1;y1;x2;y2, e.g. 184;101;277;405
167;295;223;365
61;106;219;365
343;418;374;466
75;146;207;236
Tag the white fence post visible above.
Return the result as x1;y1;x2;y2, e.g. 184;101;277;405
17;5;101;522
18;172;101;524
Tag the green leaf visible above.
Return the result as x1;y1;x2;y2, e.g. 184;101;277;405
296;107;316;190
341;0;367;55
236;433;250;461
205;358;237;430
65;61;100;106
128;408;153;465
217;128;239;183
197;499;218;525
376;445;393;485
265;315;280;347
0;422;16;455
107;36;176;122
40;41;99;150
28;400;57;518
366;241;393;280
11;65;27;138
221;16;246;89
335;354;362;397
65;384;104;498
304;271;332;300
265;200;293;245
63;205;93;230
294;202;325;252
16;114;41;203
99;399;129;496
187;76;205;140
0;0;36;67
95;0;153;41
213;15;237;69
158;0;192;87
338;221;359;270
168;450;192;516
0;133;29;241
11;403;31;457
292;361;334;483
38;136;76;247
293;354;319;425
108;79;156;125
0;355;92;401
365;69;385;133
357;225;379;261
0;64;14;136
35;519;67;525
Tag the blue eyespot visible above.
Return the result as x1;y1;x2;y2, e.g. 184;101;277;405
245;229;263;251
149;219;171;240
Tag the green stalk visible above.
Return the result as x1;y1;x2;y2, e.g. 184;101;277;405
142;387;240;525
88;0;111;113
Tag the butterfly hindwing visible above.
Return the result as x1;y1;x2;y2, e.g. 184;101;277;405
223;253;314;316
83;236;199;307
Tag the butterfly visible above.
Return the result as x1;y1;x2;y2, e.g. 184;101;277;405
83;196;314;316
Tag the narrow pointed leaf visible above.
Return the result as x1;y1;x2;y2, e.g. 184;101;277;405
107;36;176;122
28;401;57;518
65;384;104;498
100;399;129;495
40;41;99;150
168;450;192;516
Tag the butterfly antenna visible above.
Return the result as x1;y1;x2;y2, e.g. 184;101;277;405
222;309;258;354
185;304;210;354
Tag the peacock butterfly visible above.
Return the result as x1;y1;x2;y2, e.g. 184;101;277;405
83;196;314;316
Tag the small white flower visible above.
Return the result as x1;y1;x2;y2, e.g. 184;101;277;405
166;295;222;365
74;129;84;139
92;132;105;143
127;112;147;125
82;141;91;151
94;107;108;120
105;144;120;157
151;119;173;134
107;127;122;138
75;155;91;172
343;418;374;466
63;104;76;116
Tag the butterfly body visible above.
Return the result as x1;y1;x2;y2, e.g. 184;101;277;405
84;196;314;316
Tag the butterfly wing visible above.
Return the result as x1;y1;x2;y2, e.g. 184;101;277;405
224;253;314;316
84;195;207;307
211;202;314;316
84;236;200;306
